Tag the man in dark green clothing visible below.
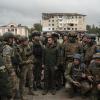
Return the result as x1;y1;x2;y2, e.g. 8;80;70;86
42;36;59;95
88;52;100;100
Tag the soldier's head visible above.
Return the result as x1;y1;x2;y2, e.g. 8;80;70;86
86;34;92;44
31;32;40;42
46;32;52;38
92;53;100;63
52;33;59;42
82;34;88;43
73;54;81;65
63;33;68;42
14;35;21;44
47;36;54;45
3;32;15;44
68;31;77;43
19;36;28;46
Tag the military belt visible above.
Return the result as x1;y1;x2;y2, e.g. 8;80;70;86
66;57;73;62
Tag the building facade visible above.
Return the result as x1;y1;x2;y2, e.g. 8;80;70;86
0;23;29;37
42;13;86;32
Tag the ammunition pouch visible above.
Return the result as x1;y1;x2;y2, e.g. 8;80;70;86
0;65;6;72
66;55;73;62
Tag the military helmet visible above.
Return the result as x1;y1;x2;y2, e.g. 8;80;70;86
68;31;77;37
63;32;68;36
73;54;81;61
52;33;59;39
15;35;21;39
14;35;22;41
31;32;40;37
3;32;14;41
46;32;52;37
19;36;28;42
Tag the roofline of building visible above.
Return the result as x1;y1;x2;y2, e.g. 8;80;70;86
0;25;27;28
42;30;87;32
42;13;86;16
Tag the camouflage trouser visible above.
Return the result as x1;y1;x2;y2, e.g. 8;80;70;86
65;81;91;95
7;68;19;99
90;83;100;100
0;66;18;100
66;61;73;68
19;64;33;96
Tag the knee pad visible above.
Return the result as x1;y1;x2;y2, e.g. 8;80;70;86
65;83;72;90
81;81;91;93
97;84;100;91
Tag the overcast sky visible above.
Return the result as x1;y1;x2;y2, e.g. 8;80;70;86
0;0;100;27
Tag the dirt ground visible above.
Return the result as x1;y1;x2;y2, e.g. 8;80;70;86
23;88;90;100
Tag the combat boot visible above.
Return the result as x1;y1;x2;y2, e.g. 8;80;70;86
50;90;56;95
28;89;37;95
42;90;48;95
21;95;27;100
67;90;75;98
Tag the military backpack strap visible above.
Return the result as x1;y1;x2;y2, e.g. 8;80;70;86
65;62;74;82
67;62;73;75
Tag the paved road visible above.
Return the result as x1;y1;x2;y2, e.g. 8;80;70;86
22;89;90;100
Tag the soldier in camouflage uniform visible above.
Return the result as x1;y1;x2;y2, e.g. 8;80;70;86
0;36;11;100
63;31;82;68
0;53;12;100
80;34;89;62
12;35;22;78
65;54;91;98
18;36;36;100
2;32;18;100
88;52;100;100
62;33;68;46
84;34;96;66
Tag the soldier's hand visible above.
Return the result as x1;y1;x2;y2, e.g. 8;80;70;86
87;76;93;82
73;81;81;87
41;70;44;80
27;60;33;64
42;64;45;68
82;73;86;78
54;66;58;70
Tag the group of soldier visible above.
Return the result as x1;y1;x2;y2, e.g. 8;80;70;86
0;31;100;100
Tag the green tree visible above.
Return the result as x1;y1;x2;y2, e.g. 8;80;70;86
91;24;96;33
28;27;34;33
86;25;91;33
34;23;42;32
86;24;100;34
